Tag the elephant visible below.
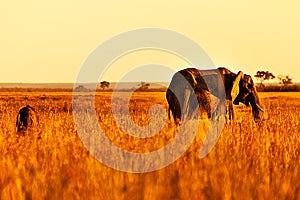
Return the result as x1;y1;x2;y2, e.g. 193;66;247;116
16;105;38;134
166;67;264;125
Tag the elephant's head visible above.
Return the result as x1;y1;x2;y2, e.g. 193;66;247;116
228;71;264;121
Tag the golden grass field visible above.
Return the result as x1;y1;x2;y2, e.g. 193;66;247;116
0;91;299;199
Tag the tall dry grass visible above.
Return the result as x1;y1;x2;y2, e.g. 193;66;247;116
0;91;299;199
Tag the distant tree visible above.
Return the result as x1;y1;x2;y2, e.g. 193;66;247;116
277;75;293;85
99;81;110;90
137;82;150;91
254;71;275;86
74;85;89;92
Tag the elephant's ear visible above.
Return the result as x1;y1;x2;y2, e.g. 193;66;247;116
231;71;244;101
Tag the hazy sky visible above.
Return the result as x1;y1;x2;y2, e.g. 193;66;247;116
1;1;300;83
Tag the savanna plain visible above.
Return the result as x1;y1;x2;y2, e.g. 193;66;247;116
0;91;299;199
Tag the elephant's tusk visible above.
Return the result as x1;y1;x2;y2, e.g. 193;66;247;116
256;103;264;112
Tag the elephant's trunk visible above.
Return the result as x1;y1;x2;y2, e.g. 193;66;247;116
249;91;264;121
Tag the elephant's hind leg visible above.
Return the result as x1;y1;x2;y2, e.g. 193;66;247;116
226;100;234;124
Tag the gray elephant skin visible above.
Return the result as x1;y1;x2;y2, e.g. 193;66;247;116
166;67;264;125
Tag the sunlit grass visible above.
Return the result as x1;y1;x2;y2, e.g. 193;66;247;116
0;91;299;199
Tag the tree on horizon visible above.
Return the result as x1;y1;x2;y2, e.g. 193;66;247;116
254;70;275;86
99;81;110;90
278;75;293;85
137;81;150;91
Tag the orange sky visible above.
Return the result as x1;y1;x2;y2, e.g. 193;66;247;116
1;1;299;83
